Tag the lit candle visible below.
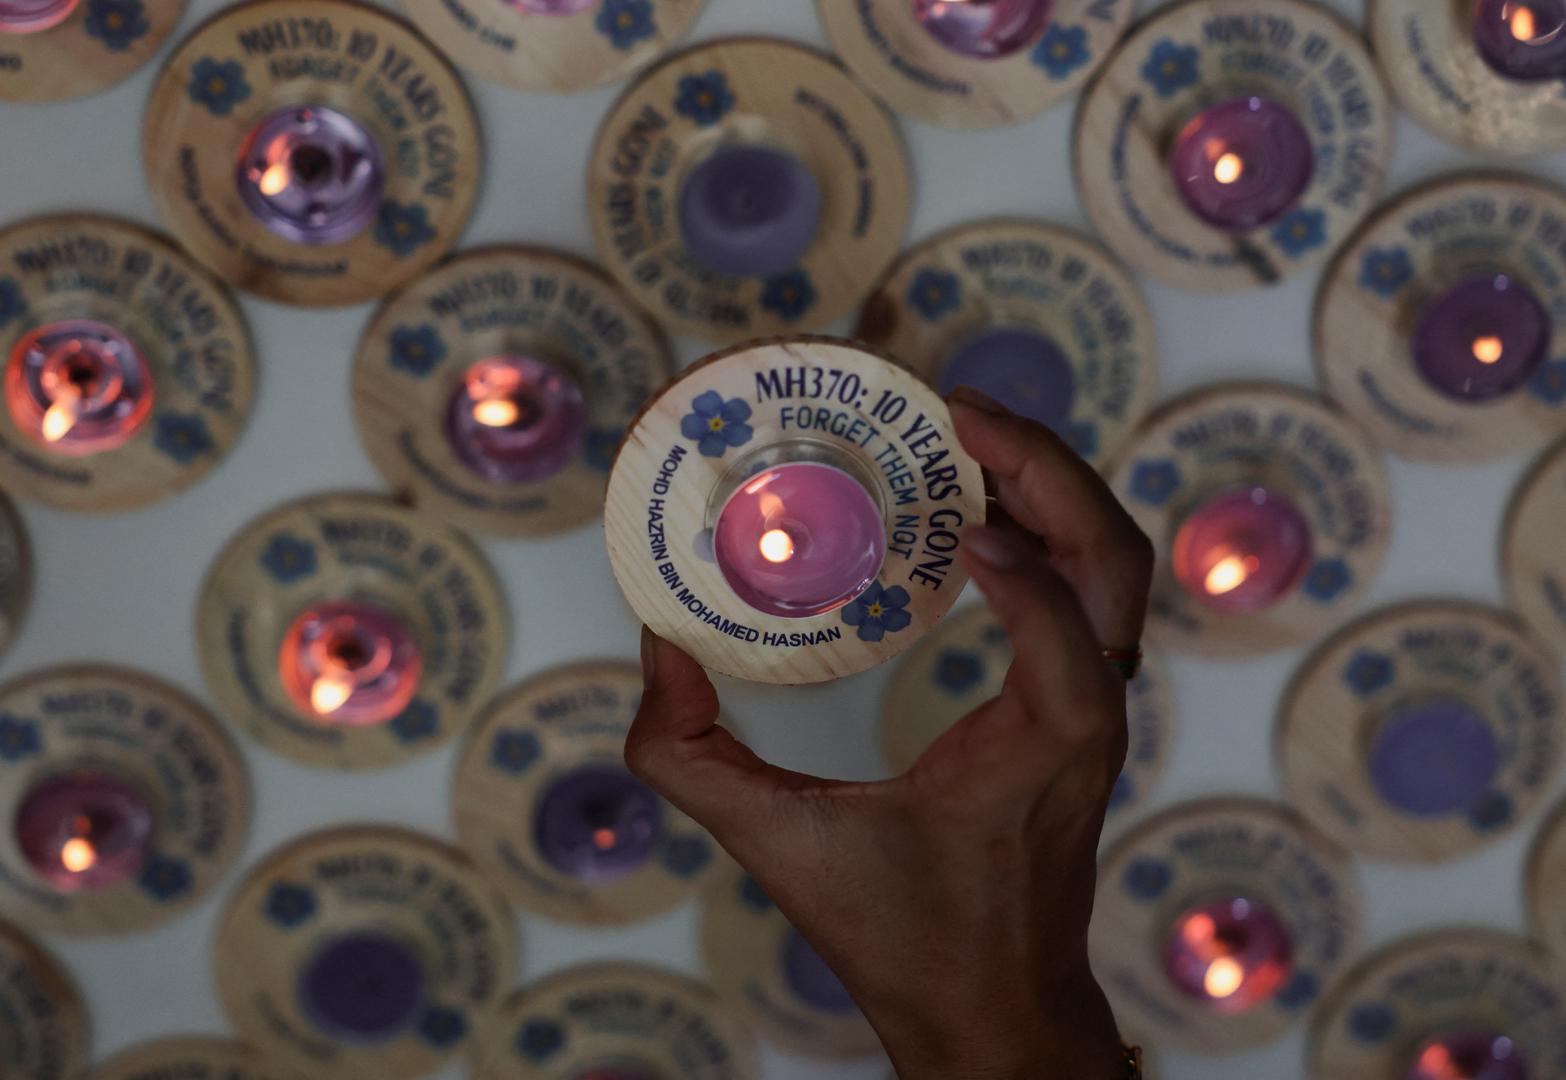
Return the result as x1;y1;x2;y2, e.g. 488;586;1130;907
237;107;385;246
782;929;859;1014
1368;697;1500;818
14;769;155;893
910;0;1055;60
1473;0;1566;80
1161;896;1294;1014
4;318;154;455
1406;1032;1529;1080
679;144;824;279
938;325;1076;434
445;356;587;484
0;0;78;34
1411;274;1551;402
1168;96;1315;232
277;601;423;726
712;460;887;619
503;0;599;12
299;931;427;1044
534;766;663;882
1171;487;1314;615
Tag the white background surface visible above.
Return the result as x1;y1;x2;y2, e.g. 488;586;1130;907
2;0;1564;1077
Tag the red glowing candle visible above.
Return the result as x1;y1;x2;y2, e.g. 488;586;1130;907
1171;487;1313;615
278;601;423;726
1169;96;1315;232
910;0;1055;60
0;0;78;34
1161;896;1294;1013
1407;1032;1529;1080
445;355;587;484
5;318;154;455
14;769;155;892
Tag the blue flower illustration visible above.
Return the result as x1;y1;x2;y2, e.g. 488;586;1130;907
981;622;1008;647
1343;650;1395;698
740;874;775;911
0;278;27;331
1124;857;1172;901
680;391;754;458
374;202;437;258
906;268;961;321
1064;420;1099;459
1128;459;1182;507
389;325;446;377
1359;247;1414;299
154;413;215;464
1469;791;1513;831
85;0;150;51
934;649;985;695
1108;773;1133;811
674;70;736;127
1273;209;1328;258
419;1007;467;1048
187;58;251;117
1530;358;1566;405
1302;558;1353;603
259;533;317;584
516;1019;566;1062
1276;971;1320;1010
1032;23;1090;80
595;0;656;50
389;700;439;743
1141;40;1199;98
138;855;192;902
841;582;913;643
490;730;541;776
583;426;623;472
760;269;818;322
264;882;317;929
0;715;41;763
662;835;713;878
1349;1002;1398;1044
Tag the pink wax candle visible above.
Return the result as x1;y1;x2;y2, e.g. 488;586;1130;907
1169;96;1315;232
445;355;587;484
0;0;77;34
910;0;1055;60
5;318;154;455
236;106;385;246
1161;896;1294;1014
278;600;423;726
1473;0;1566;80
14;769;155;892
1407;1032;1530;1080
1171;487;1313;615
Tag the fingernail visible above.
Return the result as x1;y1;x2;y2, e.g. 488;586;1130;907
640;624;658;682
947;385;1011;416
962;525;1028;570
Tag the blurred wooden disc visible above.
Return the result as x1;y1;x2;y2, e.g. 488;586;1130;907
474;962;758;1079
142;0;481;306
1526;799;1566;958
0;664;250;935
0;0;183;103
854;218;1158;468
353;247;672;537
817;0;1132;129
1092;798;1361;1053
0;492;30;656
587;38;911;342
1502;437;1566;658
0;919;87;1080
214;825;515;1080
1074;0;1391;290
87;1038;306;1080
195;491;509;769
0;214;255;511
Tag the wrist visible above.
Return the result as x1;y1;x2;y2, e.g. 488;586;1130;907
883;1002;1125;1079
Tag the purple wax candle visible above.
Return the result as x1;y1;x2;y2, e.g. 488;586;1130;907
298;931;427;1044
5;318;154;456
237;107;386;246
0;0;75;32
713;462;886;619
1171;487;1314;615
1169;96;1315;232
781;929;859;1015
1473;0;1566;80
938;325;1076;434
679;145;824;279
1407;1032;1530;1080
1412;274;1551;402
533;766;663;882
445;356;587;484
504;0;599;13
1161;896;1294;1014
14;769;155;892
910;0;1054;60
1368;698;1500;818
277;601;423;727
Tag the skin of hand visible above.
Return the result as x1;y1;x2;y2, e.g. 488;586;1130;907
626;386;1155;1078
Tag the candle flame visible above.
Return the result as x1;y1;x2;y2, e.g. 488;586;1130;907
592;827;617;851
1204;552;1259;596
41;390;80;443
1512;3;1539;41
759;528;795;564
473;398;520;428
1473;335;1504;364
310;673;354;715
60;837;97;874
1204;957;1245;999
259;162;292;197
1213;152;1245;185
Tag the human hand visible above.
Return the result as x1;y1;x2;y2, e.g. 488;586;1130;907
626;387;1154;1078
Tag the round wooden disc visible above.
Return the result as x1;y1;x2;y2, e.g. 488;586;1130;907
1092;798;1361;1053
1074;0;1391;291
452;660;727;924
0;492;30;656
1109;382;1391;657
1503;437;1566;658
0;919;87;1080
1279;600;1563;862
0;0;184;103
402;0;706;93
142;0;482;307
854;219;1158;469
214;825;516;1080
879;601;1175;818
1315;173;1566;462
353;247;672;537
0;664;250;935
604;337;986;684
1370;0;1566;154
1526;799;1566;958
1308;930;1566;1080
0;214;256;511
700;861;880;1059
474;962;758;1080
87;1038;306;1080
816;0;1132;129
587;38;912;342
195;491;509;769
